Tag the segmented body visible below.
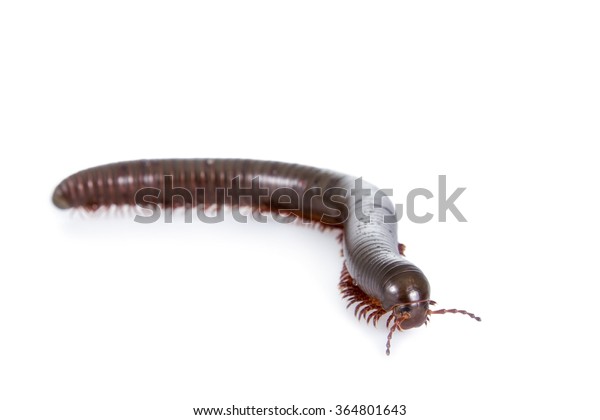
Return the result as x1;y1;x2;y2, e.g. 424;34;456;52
53;159;478;354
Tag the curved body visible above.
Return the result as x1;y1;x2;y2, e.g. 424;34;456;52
53;159;478;353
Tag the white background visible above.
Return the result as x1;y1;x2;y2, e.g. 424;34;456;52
1;1;599;419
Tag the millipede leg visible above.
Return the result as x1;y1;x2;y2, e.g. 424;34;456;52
339;263;387;327
398;243;406;256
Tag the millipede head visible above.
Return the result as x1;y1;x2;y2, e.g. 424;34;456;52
390;300;430;330
385;304;427;356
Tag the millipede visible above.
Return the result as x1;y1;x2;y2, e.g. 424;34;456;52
52;158;480;354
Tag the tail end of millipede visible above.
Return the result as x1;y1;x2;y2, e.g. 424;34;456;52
52;186;71;209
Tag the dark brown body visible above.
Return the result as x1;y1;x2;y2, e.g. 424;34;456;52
53;159;441;352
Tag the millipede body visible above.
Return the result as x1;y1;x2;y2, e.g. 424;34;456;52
53;159;480;354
